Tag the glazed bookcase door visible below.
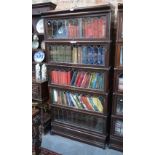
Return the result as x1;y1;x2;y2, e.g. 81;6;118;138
114;70;123;93
115;43;123;68
46;42;110;67
112;94;123;116
117;11;123;41
52;106;107;134
49;87;109;115
44;14;110;40
111;117;123;138
48;66;109;92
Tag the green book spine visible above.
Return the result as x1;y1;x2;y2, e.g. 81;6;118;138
88;97;99;112
72;94;82;109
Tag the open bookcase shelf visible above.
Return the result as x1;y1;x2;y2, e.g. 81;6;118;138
43;4;115;148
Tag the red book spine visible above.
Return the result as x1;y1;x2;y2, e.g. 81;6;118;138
61;71;64;85
67;71;71;85
84;73;91;88
57;71;59;84
81;96;93;110
77;72;85;87
73;72;80;86
65;71;67;85
99;18;103;38
75;72;82;86
50;71;53;83
80;72;87;87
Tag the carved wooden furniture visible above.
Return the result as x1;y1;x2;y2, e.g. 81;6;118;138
43;4;115;148
32;109;42;155
109;3;123;151
32;2;56;135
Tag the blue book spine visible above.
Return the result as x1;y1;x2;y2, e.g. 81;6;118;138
66;92;71;106
92;73;98;89
98;47;103;64
87;46;94;64
70;71;78;85
93;47;98;64
82;46;87;64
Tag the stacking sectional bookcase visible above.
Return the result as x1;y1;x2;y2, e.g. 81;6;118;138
42;4;115;148
109;3;123;151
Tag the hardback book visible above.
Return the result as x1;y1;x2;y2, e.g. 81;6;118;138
53;89;58;103
72;94;83;109
82;46;87;64
88;97;99;112
93;17;99;38
81;96;93;111
63;92;68;106
80;72;88;87
87;46;94;64
77;46;82;63
69;93;79;108
72;47;78;63
93;47;98;64
70;71;78;85
76;72;85;87
75;94;85;109
66;92;73;107
77;95;88;110
84;73;91;88
73;71;80;86
92;97;103;112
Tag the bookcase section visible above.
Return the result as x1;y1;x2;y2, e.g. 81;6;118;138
46;43;111;67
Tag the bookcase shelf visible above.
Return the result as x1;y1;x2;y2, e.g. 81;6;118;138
48;83;109;95
51;104;107;117
43;4;114;148
47;63;111;71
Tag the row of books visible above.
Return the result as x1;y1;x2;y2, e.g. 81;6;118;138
51;89;104;112
50;70;104;90
70;71;104;89
49;45;105;65
50;70;71;85
48;16;107;39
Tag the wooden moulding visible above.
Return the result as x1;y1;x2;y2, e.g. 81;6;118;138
32;81;49;102
32;2;56;16
51;121;107;149
109;135;123;152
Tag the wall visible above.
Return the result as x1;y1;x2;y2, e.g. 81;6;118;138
32;0;123;10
